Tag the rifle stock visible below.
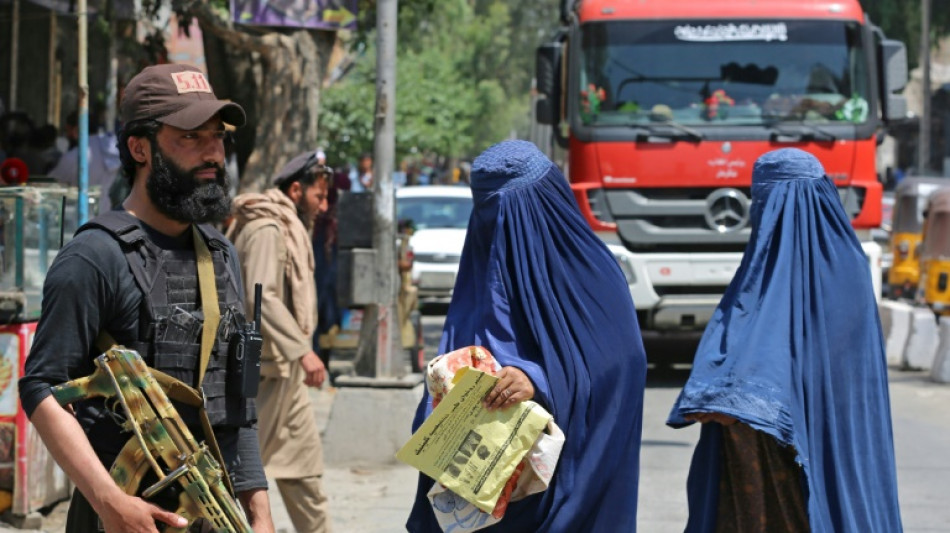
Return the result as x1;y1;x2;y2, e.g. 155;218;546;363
52;348;253;533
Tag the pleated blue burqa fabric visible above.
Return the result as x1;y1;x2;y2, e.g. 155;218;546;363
407;140;648;532
668;148;903;532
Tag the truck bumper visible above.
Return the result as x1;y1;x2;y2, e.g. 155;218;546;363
651;295;725;329
605;243;742;331
605;240;882;332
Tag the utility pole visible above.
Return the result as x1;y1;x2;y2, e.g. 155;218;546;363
104;0;119;133
919;0;932;175
323;0;419;465
78;0;89;224
360;0;401;378
47;10;57;124
9;0;19;111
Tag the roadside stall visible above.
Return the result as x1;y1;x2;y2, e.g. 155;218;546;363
0;183;81;520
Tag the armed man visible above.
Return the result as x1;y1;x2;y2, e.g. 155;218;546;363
18;64;274;532
227;151;332;533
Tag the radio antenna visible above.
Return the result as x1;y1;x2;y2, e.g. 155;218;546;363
253;283;262;331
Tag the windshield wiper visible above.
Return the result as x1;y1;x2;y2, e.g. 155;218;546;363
630;121;704;142
767;122;837;142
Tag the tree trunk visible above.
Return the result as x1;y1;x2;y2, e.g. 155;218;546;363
187;2;336;192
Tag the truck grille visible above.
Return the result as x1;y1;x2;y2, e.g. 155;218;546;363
604;188;752;253
600;185;866;253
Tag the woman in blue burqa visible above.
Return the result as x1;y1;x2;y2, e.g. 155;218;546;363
407;140;648;532
668;148;902;532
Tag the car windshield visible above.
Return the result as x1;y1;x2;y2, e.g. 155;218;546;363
577;19;871;127
397;196;473;230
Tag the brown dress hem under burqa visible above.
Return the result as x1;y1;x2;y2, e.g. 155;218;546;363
716;423;810;533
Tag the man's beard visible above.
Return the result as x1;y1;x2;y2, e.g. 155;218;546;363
296;199;315;231
147;146;232;224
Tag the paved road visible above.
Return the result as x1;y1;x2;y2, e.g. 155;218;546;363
4;316;948;532
637;365;950;532
277;364;950;533
306;317;950;533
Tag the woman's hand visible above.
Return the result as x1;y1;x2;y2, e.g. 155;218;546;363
483;366;535;411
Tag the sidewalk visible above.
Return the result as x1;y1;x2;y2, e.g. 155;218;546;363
269;386;418;532
276;463;417;533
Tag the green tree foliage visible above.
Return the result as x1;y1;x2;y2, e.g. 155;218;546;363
318;0;560;166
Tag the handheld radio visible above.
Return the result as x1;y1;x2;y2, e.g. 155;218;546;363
228;283;263;398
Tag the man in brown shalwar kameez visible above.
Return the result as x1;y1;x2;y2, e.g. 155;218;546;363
227;151;332;533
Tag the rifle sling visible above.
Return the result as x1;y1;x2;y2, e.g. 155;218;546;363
192;225;221;387
190;226;234;496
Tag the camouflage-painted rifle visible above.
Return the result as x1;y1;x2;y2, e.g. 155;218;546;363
52;347;253;533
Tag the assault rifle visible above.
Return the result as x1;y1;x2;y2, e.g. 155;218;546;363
52;347;253;533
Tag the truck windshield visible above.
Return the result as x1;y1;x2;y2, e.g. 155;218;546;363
578;20;870;127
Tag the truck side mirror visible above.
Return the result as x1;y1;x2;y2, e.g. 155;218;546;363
536;40;563;126
536;99;556;126
881;39;908;94
880;39;908;121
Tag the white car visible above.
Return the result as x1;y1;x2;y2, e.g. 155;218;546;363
396;186;473;307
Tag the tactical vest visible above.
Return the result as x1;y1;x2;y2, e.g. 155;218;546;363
77;211;255;428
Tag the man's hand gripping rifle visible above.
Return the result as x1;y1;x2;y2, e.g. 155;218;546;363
51;347;253;533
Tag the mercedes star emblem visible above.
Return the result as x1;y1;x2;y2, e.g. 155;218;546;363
704;188;749;233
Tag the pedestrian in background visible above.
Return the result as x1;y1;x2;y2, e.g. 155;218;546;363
20;123;61;175
350;152;372;192
668;148;903;532
0;111;34;163
227;150;332;533
312;157;347;367
19;63;273;532
407;140;648;532
396;218;418;358
48;109;121;212
332;162;352;193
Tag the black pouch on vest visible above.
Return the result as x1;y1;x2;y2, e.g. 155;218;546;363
228;284;262;398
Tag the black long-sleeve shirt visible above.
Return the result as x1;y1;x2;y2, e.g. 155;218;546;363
18;219;266;493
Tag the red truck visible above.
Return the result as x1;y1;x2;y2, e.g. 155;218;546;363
535;0;907;333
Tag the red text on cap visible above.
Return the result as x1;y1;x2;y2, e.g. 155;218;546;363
171;71;211;94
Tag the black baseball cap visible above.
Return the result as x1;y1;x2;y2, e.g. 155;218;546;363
120;64;246;129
